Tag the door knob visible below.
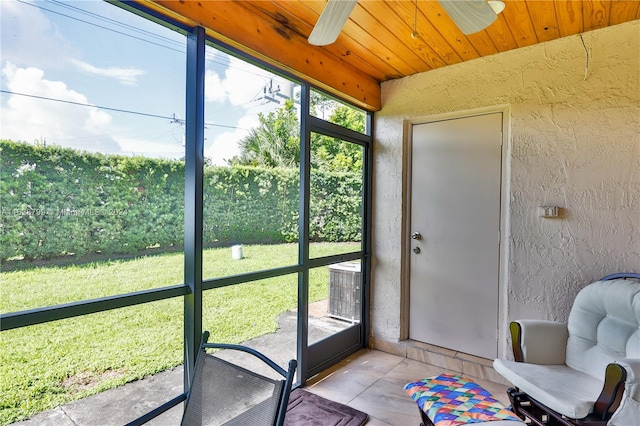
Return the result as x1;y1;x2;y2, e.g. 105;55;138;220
413;246;421;254
411;232;422;240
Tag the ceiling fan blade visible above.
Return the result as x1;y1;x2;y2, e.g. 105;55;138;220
308;0;358;46
437;0;497;35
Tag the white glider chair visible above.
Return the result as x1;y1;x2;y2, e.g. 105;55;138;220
494;273;640;426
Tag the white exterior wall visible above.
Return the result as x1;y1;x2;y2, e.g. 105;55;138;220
371;20;640;355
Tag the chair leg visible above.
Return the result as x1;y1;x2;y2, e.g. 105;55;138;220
506;388;610;426
507;388;575;426
418;407;435;426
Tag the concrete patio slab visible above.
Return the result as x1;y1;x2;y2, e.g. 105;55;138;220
10;301;350;425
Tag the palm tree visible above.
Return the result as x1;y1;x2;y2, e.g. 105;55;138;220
229;99;300;168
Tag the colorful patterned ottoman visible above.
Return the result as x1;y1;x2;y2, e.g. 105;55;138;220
404;374;525;426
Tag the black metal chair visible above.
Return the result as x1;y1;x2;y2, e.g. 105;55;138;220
181;331;297;426
126;331;296;426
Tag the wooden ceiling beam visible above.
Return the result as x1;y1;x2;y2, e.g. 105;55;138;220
527;0;562;42
554;1;585;37
609;0;640;25
132;0;640;113
415;1;481;62
140;0;381;111
265;1;393;82
502;1;539;48
583;0;612;31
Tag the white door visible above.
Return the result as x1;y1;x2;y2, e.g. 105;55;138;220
409;113;502;359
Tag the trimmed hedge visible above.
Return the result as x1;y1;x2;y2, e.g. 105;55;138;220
0;140;362;262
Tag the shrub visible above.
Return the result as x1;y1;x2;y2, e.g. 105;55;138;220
0;140;362;262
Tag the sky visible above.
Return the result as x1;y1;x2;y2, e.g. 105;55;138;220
0;0;299;165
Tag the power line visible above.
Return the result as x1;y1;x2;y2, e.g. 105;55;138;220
15;0;185;54
204;85;269;118
46;0;184;49
16;0;276;80
0;90;246;131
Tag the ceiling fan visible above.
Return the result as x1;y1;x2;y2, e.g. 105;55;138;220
308;0;506;46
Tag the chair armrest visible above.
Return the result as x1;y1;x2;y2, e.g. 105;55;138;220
616;359;640;398
510;320;568;364
593;362;627;420
607;359;640;425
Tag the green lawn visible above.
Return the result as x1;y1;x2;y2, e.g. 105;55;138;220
0;242;358;425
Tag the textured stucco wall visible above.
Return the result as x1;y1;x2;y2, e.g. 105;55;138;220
371;20;640;352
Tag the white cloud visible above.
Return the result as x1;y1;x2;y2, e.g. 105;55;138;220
204;70;226;103
71;59;146;86
205;114;259;166
204;57;270;107
224;57;269;105
0;0;74;69
85;107;113;134
1;62;121;153
202;59;279;164
116;135;184;159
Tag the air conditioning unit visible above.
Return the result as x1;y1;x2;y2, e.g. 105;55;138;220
328;262;361;323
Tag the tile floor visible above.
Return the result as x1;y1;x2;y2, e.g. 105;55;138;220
12;347;510;425
304;349;511;426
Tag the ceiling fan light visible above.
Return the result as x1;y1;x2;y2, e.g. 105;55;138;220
488;1;505;15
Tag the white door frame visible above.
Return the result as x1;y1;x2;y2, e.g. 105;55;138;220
400;105;512;359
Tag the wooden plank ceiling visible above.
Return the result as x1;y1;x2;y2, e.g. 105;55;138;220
142;1;640;111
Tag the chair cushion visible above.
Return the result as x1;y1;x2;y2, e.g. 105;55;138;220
493;359;603;419
608;394;640;426
404;374;523;426
566;279;640;379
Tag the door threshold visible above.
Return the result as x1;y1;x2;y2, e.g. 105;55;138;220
369;337;510;386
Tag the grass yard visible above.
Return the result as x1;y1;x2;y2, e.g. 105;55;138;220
0;242;359;425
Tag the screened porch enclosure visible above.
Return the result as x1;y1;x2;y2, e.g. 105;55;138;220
0;1;372;424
